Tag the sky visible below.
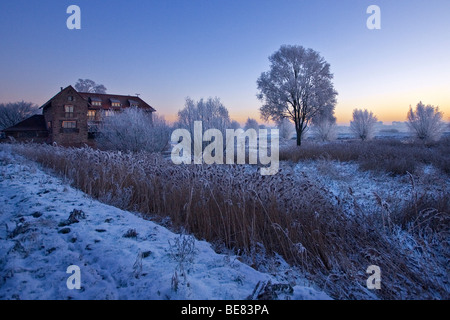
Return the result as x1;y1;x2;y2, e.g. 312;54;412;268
0;0;449;125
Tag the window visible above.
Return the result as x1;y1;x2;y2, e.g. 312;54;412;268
110;98;121;108
90;97;102;107
68;96;74;101
128;99;139;107
65;105;74;118
105;110;115;117
47;121;52;129
87;110;96;121
62;121;77;129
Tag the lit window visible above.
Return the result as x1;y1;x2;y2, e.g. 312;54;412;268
110;98;121;108
62;121;76;129
105;110;115;117
65;105;74;118
87;110;96;121
90;97;102;107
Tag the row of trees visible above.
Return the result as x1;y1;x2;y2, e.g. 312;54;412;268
0;97;446;151
1;57;447;150
256;44;447;144
0;101;39;131
349;103;446;142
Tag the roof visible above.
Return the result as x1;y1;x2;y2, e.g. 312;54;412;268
40;86;156;112
78;92;156;112
2;115;47;132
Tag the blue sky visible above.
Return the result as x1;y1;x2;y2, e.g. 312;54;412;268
0;0;449;124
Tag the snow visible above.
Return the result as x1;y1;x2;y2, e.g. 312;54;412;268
0;146;330;300
293;158;449;217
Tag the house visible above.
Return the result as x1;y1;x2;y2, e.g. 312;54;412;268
2;85;156;147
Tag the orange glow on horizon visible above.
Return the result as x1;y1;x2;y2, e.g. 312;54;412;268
158;90;450;127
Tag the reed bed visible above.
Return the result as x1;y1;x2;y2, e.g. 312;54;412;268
11;143;449;299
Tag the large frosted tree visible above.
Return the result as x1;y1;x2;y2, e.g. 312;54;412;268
257;45;337;146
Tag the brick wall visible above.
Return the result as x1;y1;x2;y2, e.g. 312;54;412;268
44;87;89;147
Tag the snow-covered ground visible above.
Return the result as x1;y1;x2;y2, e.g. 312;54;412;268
0;146;330;300
294;158;449;217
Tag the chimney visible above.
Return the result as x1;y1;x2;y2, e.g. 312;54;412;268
60;87;64;91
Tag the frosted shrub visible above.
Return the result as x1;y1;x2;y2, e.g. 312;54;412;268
407;102;444;142
97;107;171;153
350;109;377;141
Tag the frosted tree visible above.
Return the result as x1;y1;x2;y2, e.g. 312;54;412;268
313;118;337;142
312;104;337;142
407;102;444;142
74;79;107;93
350;109;378;141
229;120;241;130
0;101;39;130
97;107;170;153
257;45;337;146
276;118;295;140
176;97;230;135
244;117;259;131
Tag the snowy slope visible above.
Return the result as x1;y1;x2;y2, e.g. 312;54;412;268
0;147;330;300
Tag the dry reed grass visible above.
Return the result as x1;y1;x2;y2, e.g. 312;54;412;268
279;138;450;175
11;143;449;299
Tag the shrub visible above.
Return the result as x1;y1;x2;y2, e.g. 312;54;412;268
97;108;171;153
407;102;444;142
350;109;378;141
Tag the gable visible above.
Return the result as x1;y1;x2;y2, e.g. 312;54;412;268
40;86;86;111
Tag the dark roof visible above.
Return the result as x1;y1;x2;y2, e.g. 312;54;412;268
39;86;156;112
2;115;47;132
78;92;156;112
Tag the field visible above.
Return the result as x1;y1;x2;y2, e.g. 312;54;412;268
1;139;449;300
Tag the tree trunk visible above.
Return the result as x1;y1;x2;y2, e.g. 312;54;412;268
296;128;302;146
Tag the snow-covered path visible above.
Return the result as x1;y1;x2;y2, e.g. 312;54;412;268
0;147;330;300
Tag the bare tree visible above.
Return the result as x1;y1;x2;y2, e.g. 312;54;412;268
244;117;259;131
407;102;444;142
350;109;378;141
176;97;230;135
0;101;39;130
74;79;107;93
257;45;337;146
97;107;170;153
